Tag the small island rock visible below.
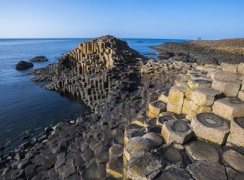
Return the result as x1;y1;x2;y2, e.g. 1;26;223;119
29;56;48;62
15;61;33;70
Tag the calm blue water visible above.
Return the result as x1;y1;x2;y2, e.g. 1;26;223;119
0;38;185;147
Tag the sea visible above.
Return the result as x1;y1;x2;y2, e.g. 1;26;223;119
0;38;186;148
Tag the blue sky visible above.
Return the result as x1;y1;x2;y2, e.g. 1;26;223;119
0;0;243;39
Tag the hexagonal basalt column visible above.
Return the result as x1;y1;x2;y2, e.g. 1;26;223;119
127;152;164;180
161;119;193;144
124;137;152;162
212;98;244;120
156;113;176;126
148;100;166;117
227;117;244;147
221;62;238;73
187;79;212;89
167;86;186;114
191;113;229;145
132;115;150;127
212;80;241;97
191;87;222;107
106;157;123;179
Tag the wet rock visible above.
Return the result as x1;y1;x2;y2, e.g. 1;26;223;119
15;61;33;70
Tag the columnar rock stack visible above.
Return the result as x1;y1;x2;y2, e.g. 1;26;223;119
31;35;144;109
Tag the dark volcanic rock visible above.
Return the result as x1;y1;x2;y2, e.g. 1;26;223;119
29;56;48;62
15;61;33;70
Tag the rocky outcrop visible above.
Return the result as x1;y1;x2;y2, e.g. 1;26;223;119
15;61;33;70
29;56;48;62
30;35;145;109
153;38;244;64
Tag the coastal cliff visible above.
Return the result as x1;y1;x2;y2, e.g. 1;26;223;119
1;36;244;180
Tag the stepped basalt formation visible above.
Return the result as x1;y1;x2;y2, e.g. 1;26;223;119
31;35;145;109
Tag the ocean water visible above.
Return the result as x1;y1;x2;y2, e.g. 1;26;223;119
0;38;185;148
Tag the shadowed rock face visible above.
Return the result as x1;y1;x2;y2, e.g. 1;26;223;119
15;61;33;70
30;35;146;109
153;38;244;64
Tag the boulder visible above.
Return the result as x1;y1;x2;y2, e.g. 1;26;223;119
191;113;229;145
29;56;48;62
15;61;33;70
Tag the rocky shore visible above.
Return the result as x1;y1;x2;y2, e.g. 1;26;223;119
1;36;244;180
153;38;244;64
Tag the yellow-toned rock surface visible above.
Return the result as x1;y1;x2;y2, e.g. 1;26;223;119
161;119;192;144
238;63;244;75
227;117;244;147
191;113;229;145
191;87;222;106
221;62;238;73
211;70;238;82
212;80;241;97
106;157;123;178
148;100;167;117
238;90;244;101
158;92;168;103
187;79;212;89
167;86;185;114
181;98;198;115
212;98;244;120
